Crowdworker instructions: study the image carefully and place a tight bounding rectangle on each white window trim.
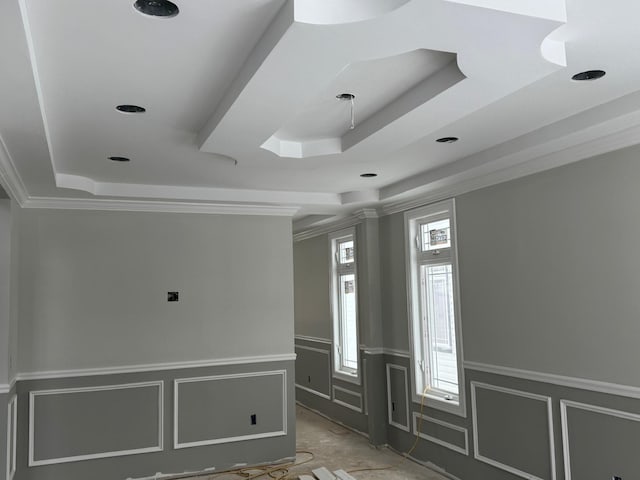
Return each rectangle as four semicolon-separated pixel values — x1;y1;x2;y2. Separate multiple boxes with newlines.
404;199;466;417
329;227;361;385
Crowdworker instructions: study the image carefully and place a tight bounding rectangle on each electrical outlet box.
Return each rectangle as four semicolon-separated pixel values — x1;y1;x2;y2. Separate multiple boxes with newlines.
308;375;311;383
168;292;179;302
250;414;257;425
612;476;622;480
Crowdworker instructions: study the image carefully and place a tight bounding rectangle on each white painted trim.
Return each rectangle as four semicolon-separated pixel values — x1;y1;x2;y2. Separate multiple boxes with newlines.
405;199;467;418
560;399;640;480
22;196;299;216
332;385;363;413
329;227;362;387
294;345;332;400
386;363;411;432
16;353;296;381
6;394;17;480
295;384;332;401
362;347;384;355
29;381;164;467
361;347;411;358
173;370;287;449
294;215;363;242
294;335;332;345
383;348;411;358
412;412;469;456
0;134;28;204
0;384;8;394
464;360;640;399
471;382;556;480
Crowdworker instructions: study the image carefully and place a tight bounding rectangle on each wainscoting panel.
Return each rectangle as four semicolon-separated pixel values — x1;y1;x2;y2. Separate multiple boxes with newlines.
174;370;287;449
561;399;640;480
7;394;16;480
332;385;363;413
295;345;331;399
471;382;556;480
29;381;163;466
386;364;410;432
412;412;468;455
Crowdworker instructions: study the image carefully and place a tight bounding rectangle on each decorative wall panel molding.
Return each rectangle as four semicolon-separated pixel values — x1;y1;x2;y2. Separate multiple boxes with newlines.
412;412;469;456
174;370;287;449
386;363;410;432
332;385;363;413
294;345;332;400
471;382;556;480
560;399;640;480
6;394;17;480
29;381;163;466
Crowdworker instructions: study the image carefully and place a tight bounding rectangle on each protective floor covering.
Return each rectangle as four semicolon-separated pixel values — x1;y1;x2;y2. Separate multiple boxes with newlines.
197;405;449;480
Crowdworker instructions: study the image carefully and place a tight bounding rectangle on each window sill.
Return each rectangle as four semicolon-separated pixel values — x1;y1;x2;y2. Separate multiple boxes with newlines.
333;370;361;386
413;392;466;417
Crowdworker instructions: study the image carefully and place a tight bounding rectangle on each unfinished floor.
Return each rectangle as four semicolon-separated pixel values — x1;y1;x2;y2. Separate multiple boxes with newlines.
197;405;449;480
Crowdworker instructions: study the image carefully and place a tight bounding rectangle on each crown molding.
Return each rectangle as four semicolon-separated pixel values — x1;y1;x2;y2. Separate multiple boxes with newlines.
293;214;362;242
0;135;28;205
22;196;299;217
354;208;379;219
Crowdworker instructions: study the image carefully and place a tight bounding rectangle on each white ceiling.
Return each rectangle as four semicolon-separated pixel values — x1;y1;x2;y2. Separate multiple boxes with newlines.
2;0;640;224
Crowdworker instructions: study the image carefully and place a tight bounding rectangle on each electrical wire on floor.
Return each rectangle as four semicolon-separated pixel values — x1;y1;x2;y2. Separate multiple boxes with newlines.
198;387;431;480
204;450;314;480
344;385;431;476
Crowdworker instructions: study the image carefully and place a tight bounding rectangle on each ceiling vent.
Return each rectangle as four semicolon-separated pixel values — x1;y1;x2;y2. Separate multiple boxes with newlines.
571;70;606;81
134;0;179;18
116;105;146;114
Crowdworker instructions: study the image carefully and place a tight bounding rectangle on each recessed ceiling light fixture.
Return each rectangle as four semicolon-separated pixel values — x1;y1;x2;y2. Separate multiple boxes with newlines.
337;93;356;130
436;136;459;143
109;156;131;162
116;104;146;114
360;173;377;178
134;0;179;18
571;70;606;81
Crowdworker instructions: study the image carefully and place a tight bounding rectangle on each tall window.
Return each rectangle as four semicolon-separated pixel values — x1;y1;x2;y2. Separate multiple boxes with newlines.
405;199;465;416
329;228;359;382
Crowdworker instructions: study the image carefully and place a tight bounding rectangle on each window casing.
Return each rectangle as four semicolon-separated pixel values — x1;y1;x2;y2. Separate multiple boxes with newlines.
329;228;360;384
405;199;466;416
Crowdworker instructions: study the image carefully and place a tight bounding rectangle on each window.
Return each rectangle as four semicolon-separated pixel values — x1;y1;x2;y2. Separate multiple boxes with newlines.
329;228;360;383
405;199;465;416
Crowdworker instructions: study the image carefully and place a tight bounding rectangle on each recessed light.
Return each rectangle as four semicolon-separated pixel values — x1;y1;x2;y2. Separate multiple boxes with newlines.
360;173;377;178
109;156;130;162
116;104;146;114
571;70;606;81
436;136;459;143
134;0;179;18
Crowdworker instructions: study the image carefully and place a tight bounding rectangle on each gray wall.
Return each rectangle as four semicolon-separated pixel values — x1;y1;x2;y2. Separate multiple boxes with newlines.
456;144;640;386
294;143;640;480
293;233;331;339
15;209;294;373
379;212;409;352
0;200;10;385
16;361;295;480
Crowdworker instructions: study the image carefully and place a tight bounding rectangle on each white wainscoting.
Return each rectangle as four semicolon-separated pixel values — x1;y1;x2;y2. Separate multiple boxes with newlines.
6;394;17;480
465;360;640;399
386;363;410;432
173;370;287;449
412;412;469;456
29;381;164;467
332;385;363;413
294;344;332;400
560;399;640;480
471;381;556;480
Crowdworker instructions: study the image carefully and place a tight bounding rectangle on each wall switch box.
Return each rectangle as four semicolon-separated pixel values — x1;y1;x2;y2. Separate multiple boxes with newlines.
168;292;179;302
